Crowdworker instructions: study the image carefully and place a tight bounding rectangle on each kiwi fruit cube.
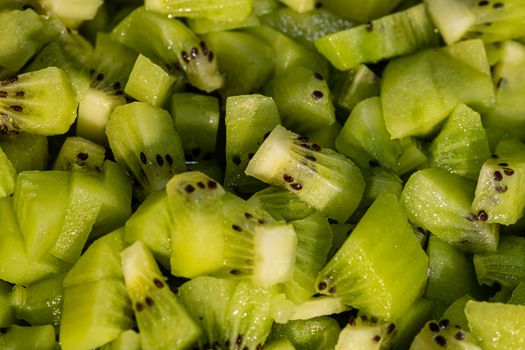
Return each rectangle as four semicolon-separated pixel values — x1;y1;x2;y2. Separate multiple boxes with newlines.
315;3;439;70
248;186;316;222
0;133;48;172
125;54;179;107
188;12;260;35
268;316;341;350
145;0;253;21
224;94;281;195
121;241;201;350
392;298;433;350
0;281;15;327
305;120;342;150
53;136;106;173
465;301;525;349
280;0;315;12
100;329;141;350
38;0;104;28
330;64;380;113
409;318;480;349
508;282;525;305
170;92;220;162
265;339;296;350
335;313;396;350
0;324;56;350
441;295;474;331
10;273;65;327
60;280;134;350
320;0;403;22
316;193;428;321
0;145;16;197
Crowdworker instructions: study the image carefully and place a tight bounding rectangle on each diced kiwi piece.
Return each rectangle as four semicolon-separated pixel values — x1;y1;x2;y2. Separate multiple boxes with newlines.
316;193;428;321
336;97;402;171
401;168;499;253
121;241;201;350
358;168;403;212
319;0;403;22
315;4;438;70
110;6;223;92
253;0;281;15
76;33;137;146
0;67;78;136
53;136;106;173
484;41;525;142
381;39;495;139
392;298;433;350
428;104;491;181
125;191;171;268
283;296;350;322
0;133;48;172
145;0;252;21
285;213;332;303
0;197;64;286
426;0;525;44
465;301;525;349
246;125;364;223
409;319;480;349
268;316;341;350
188;12;260;34
330;64;380;113
0;325;56;350
509;282;525;304
473;235;525;289
106;102;186;199
442;295;475;331
166;171;227;277
260;6;356;50
472;139;525;225
60;279;134;350
0;8;58;73
248;186;316;222
0;281;15;327
39;0;103;28
264;67;335;134
0;145;16;197
202;31;275;97
100;329;141;350
335;313;397;350
265;339;296;350
10;273;65;327
425;236;483;306
170;92;219;163
305;120;341;150
224;94;281;195
13;170;71;260
124;54;180;107
246;25;330;79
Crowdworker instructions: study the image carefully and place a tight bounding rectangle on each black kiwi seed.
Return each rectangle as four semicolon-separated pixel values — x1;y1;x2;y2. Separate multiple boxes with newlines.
208;51;214;62
372;335;381;342
493;171;503;181
434;335;447;347
478;0;489;5
232;154;242;165
387;324;396;335
328;286;337;293
185;184;195;193
428;322;440;332
496;77;507;88
495;185;508;193
283;174;294;183
199;41;209;55
498;162;508;166
230;269;241;275
2;76;18;85
153;278;164;288
207;181;218;189
140;152;147;164
465;212;478;221
256;344;263;350
77;152;89;161
15;90;24;97
366;21;374;32
290;183;303;190
155;154;164;166
236;335;243;346
313;72;324;80
135;302;144;312
311;90;324;100
232;224;242;232
477;210;488;221
145;296;154;307
455;331;466;340
113;82;122;90
503;168;514;176
0;91;7;97
96;73;104;81
305;155;316;162
361;315;368;322
318;281;328;290
258;219;266;224
243;346;249;350
438;319;449;329
297;136;309;143
10;105;23;112
491;153;499;159
493;2;504;8
181;51;191;63
369;159;380;167
244;212;253;219
0;327;7;334
191;47;199;59
311;144;321;151
197;182;205;189
165;154;173;165
299;143;311;150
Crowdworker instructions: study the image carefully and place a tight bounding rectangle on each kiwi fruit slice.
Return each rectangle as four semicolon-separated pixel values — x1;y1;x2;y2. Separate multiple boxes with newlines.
335;313;397;350
248;186;316;222
53;136;106;173
409;319;480;349
0;133;48;172
0;324;56;350
145;0;252;21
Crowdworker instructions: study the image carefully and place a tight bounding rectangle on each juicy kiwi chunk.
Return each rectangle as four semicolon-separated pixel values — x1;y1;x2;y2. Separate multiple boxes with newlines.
428;103;491;181
248;186;316;222
201;30;275;97
245;125;365;223
187;11;260;35
268;316;341;350
38;0;103;28
121;241;201;350
425;236;483;306
0;133;48;172
473;235;525;289
285;213;332;304
166;171;227;278
508;282;525;304
0;67;78;136
0;280;15;327
124;191;171;269
0;325;56;350
336;96;402;171
264;67;335;134
330;64;380;113
381;39;495;139
305;120;342;150
315;193;428;321
145;0;252;21
392;298;433;350
110;6;224;92
0;145;16;197
106;102;186;200
279;0;315;12
465;301;525;349
335;313;397;350
315;3;439;70
10;273;65;327
53;136;106;173
401;168;499;253
224;94;281;195
100;329;141;350
409;319;480;349
426;0;525;44
319;0;403;22
472;139;525;225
